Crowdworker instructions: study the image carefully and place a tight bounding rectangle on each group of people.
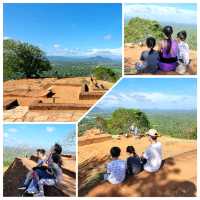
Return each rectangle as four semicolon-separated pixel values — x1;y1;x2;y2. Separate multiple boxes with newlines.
104;129;162;184
135;26;190;74
18;143;63;197
129;124;140;137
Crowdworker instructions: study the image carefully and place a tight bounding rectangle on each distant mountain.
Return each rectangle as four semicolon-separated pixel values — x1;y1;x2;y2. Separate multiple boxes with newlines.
48;56;121;64
91;106;120;114
87;56;113;62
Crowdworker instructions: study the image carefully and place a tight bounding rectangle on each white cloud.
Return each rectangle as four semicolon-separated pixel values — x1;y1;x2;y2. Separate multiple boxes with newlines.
103;34;112;40
99;91;195;110
46;126;56;133
53;44;60;48
48;47;121;59
125;4;196;24
4;36;11;40
8;128;18;133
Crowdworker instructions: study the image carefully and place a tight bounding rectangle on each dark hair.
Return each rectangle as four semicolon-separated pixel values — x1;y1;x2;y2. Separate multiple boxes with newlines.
126;146;137;156
39;149;46;155
177;31;187;41
163;26;173;54
146;37;156;55
52;153;62;167
36;149;40;153
150;135;158;141
54;143;62;155
110;147;121;158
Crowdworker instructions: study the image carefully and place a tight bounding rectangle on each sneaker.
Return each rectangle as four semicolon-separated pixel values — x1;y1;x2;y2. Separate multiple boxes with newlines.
34;192;44;197
18;186;26;190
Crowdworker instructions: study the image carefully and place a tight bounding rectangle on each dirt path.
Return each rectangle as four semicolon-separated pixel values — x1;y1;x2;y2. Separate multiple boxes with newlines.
78;130;196;196
124;44;197;75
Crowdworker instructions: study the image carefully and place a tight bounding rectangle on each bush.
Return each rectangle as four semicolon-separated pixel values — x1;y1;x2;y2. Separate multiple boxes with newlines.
92;67;118;82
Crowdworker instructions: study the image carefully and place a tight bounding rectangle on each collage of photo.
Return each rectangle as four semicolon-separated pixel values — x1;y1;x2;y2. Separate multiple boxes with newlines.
2;2;198;197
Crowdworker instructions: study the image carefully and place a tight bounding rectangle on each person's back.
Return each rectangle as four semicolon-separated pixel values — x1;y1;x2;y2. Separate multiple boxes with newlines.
140;50;159;73
178;41;189;64
106;147;126;184
143;141;162;172
139;37;159;74
159;39;178;71
177;31;190;65
107;159;126;184
159;26;178;71
127;155;142;175
126;146;142;176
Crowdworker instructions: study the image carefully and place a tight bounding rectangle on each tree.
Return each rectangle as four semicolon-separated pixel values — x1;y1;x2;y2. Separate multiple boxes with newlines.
107;108;150;135
62;131;76;154
4;39;51;80
125;17;164;43
96;116;107;133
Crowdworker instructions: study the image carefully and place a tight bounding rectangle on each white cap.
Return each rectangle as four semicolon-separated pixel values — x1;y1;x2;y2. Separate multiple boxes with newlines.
146;129;159;137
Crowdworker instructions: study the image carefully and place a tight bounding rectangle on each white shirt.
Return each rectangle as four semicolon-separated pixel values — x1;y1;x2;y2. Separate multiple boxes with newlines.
107;159;126;184
177;41;190;65
143;142;162;172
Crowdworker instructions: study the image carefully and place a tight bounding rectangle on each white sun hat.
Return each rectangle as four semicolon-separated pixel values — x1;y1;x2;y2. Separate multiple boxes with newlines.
146;129;160;137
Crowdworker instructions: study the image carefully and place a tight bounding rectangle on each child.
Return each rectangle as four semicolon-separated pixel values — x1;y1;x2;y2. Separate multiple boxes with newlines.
104;147;126;184
135;37;159;74
126;146;142;176
176;30;190;74
141;129;162;173
34;153;63;196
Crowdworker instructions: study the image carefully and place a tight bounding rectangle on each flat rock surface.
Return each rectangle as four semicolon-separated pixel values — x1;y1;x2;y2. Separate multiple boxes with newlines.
78;129;196;196
4;156;76;197
4;77;113;122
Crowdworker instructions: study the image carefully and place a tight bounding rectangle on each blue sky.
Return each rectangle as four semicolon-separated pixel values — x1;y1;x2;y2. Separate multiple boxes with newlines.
4;3;122;58
4;124;76;153
125;3;197;25
97;78;197;110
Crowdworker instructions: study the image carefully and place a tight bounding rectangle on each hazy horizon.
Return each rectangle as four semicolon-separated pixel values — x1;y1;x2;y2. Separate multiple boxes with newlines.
125;3;197;25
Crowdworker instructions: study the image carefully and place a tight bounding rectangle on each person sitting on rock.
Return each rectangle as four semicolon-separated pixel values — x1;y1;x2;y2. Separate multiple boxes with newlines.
104;146;126;184
18;148;46;191
126;146;142;176
135;37;159;74
176;30;190;74
19;143;62;194
34;153;63;197
141;129;162;173
158;26;178;72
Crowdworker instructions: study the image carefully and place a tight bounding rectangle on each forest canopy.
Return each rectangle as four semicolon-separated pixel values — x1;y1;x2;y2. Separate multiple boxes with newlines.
79;108;150;136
